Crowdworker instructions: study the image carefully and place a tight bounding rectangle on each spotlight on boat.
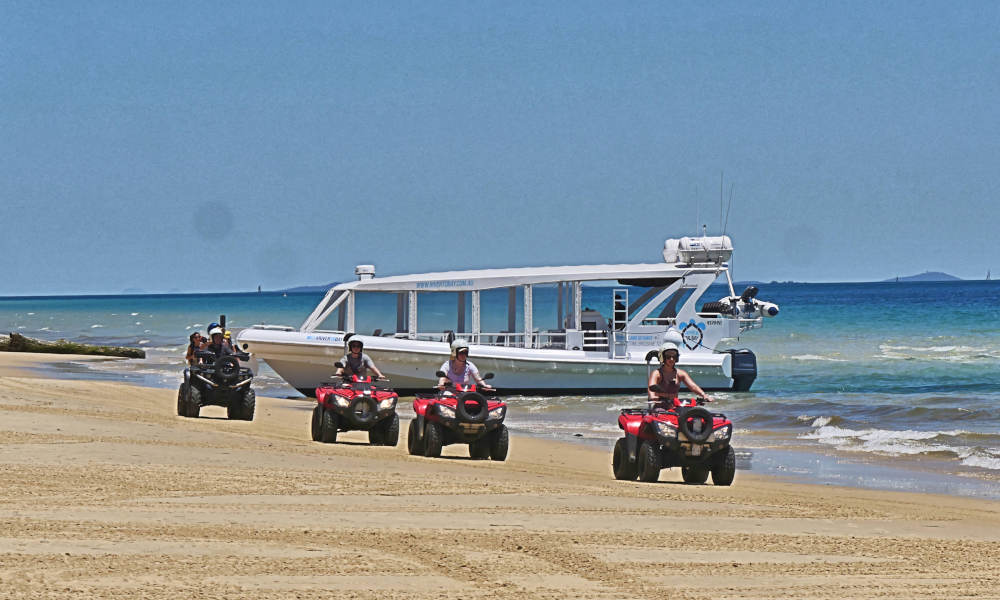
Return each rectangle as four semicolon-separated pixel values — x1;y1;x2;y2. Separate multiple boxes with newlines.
355;265;376;281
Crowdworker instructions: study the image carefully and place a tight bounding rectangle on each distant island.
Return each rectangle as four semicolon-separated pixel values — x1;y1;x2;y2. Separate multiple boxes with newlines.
881;272;963;283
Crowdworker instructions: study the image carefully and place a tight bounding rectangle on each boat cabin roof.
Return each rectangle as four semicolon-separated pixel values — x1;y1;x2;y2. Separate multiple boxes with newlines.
334;262;725;292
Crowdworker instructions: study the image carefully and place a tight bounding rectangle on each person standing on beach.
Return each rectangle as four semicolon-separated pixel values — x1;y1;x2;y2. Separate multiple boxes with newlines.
648;340;712;410
335;336;384;380
438;339;493;390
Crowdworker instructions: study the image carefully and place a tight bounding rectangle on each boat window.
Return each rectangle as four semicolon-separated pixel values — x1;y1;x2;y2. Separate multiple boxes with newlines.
527;283;570;349
315;291;399;335
415;291;472;339
478;287;523;342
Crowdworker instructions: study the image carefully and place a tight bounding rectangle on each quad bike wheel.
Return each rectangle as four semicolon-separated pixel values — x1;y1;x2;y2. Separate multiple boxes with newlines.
711;446;736;486
347;396;378;427
215;355;241;383
320;408;339;443
381;413;400;447
456;392;489;423
423;422;443;458
682;466;710;484
489;424;509;461
407;420;423;455
186;386;202;418
239;388;255;421
310;404;323;441
176;383;188;417
613;437;638;480
469;437;491;459
678;407;713;443
637;441;661;483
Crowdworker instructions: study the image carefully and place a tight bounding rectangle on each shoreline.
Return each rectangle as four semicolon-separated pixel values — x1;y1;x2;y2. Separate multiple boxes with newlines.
2;353;999;598
18;352;1000;501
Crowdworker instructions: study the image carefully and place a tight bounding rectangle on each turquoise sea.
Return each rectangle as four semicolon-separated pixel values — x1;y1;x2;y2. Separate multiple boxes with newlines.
3;280;999;498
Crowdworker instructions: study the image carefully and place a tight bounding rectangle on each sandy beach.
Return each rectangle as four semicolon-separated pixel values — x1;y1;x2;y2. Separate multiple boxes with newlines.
1;354;998;599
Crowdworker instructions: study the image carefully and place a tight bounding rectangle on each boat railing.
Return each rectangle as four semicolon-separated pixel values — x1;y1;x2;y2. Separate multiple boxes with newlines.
475;331;528;347
739;317;762;333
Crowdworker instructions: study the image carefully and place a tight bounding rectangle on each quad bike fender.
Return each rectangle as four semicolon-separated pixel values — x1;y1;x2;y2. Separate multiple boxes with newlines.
621;418;643;437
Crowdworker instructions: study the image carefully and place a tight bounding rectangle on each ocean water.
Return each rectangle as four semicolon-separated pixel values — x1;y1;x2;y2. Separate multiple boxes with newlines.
3;281;999;497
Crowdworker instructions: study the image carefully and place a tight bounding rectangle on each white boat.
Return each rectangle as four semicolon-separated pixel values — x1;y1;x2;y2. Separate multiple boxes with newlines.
237;236;779;396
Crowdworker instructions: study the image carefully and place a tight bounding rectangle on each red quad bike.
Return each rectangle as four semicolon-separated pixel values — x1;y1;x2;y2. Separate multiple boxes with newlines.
407;372;508;460
612;355;735;485
310;365;399;446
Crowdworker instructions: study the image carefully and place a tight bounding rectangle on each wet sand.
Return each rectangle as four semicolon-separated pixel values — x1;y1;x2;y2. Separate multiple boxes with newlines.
1;353;999;599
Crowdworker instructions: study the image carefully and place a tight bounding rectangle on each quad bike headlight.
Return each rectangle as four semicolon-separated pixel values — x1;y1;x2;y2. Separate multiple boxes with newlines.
437;404;456;419
378;398;396;411
654;421;677;437
488;406;505;420
334;396;350;408
708;425;731;442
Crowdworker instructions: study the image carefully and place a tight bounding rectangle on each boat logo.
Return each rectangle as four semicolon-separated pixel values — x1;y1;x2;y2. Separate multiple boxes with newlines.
680;320;706;350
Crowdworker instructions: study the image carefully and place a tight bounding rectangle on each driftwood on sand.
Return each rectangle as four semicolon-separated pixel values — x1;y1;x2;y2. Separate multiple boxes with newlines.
0;333;145;359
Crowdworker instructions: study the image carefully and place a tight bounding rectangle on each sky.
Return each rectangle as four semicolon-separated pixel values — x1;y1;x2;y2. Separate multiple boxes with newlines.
2;1;998;295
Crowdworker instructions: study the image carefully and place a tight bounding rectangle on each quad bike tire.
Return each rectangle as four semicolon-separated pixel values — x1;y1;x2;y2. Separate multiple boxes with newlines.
347;396;378;427
320;408;339;443
678;407;714;443
613;437;638;480
239;388;255;421
469;437;491;459
423;422;443;458
456;392;488;423
637;441;661;483
186;386;202;418
711;446;736;486
407;420;424;455
489;424;509;461
176;383;188;417
381;413;400;447
368;427;384;445
215;355;241;383
310;404;323;441
682;466;710;484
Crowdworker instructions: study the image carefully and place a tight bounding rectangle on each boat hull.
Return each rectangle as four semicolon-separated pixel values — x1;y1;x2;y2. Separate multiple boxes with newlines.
238;328;744;396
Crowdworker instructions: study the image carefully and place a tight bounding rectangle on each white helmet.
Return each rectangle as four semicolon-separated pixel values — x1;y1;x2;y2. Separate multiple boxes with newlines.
344;333;363;352
657;328;683;363
450;338;470;358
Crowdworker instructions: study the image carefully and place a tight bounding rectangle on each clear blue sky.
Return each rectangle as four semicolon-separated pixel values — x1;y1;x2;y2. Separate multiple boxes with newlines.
2;1;997;295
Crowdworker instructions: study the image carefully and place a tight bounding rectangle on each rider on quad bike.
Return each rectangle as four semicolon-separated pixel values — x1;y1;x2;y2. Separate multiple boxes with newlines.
311;335;399;445
407;339;508;460
611;333;736;485
177;326;256;420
